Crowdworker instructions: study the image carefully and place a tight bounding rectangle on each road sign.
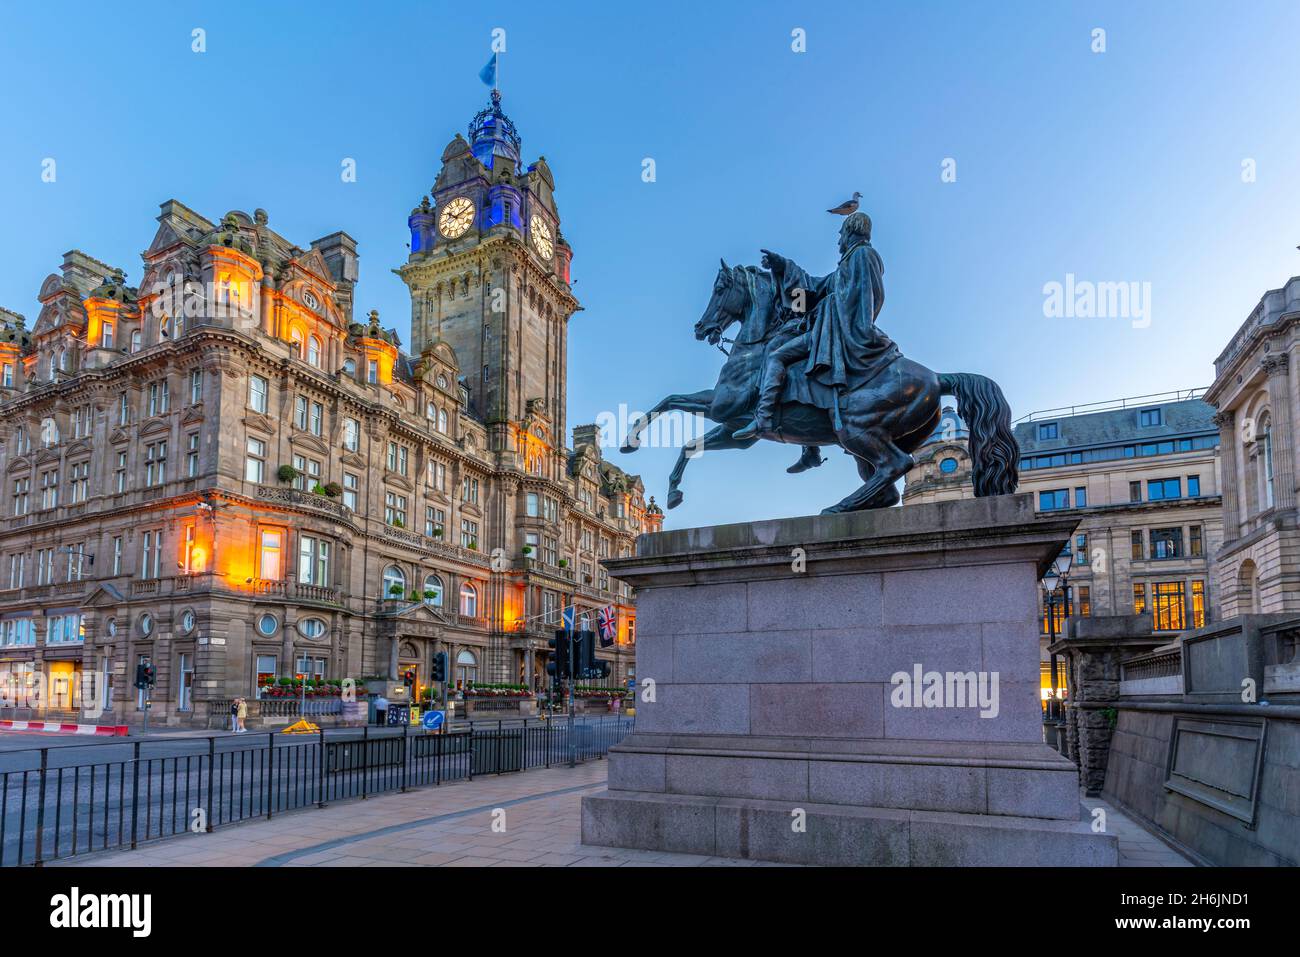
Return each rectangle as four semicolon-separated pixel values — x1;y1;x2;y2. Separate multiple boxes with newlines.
422;710;445;731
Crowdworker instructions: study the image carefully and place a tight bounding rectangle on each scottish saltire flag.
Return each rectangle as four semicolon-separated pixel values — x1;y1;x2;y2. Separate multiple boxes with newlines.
562;604;575;634
479;52;498;88
597;606;616;646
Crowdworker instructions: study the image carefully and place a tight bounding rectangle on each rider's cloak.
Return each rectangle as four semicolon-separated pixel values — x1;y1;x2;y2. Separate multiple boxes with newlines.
776;240;900;409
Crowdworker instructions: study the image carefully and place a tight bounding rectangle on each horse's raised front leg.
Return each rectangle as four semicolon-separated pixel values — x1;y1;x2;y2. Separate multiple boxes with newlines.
665;423;757;509
621;389;715;453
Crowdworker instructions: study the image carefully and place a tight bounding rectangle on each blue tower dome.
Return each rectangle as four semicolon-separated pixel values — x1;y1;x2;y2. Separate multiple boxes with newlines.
468;90;521;172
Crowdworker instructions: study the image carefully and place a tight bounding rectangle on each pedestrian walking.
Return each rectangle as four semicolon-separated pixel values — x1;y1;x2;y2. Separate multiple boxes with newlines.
235;696;248;733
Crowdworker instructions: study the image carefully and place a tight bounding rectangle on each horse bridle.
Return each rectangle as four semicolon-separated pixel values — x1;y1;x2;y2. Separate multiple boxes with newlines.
709;271;767;355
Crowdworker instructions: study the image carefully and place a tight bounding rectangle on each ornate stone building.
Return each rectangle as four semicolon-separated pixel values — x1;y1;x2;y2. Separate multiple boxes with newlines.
1206;274;1300;615
903;390;1223;702
0;94;661;725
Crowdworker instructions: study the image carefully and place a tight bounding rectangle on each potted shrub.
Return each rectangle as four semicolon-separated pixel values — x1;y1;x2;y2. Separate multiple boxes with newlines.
432;528;444;538
311;483;327;496
557;558;569;568
408;589;421;601
521;545;533;555
323;481;342;498
277;464;300;484
390;517;405;529
467;540;478;550
423;589;438;602
388;583;405;598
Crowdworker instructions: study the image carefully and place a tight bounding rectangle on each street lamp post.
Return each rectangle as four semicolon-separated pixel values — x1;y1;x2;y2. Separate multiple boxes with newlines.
1040;552;1074;727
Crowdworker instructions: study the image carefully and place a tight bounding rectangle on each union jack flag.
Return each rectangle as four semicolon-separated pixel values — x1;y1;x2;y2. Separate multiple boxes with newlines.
597;606;616;646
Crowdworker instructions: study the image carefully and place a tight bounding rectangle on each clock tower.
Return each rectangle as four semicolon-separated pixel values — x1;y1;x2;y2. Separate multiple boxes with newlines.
396;91;577;459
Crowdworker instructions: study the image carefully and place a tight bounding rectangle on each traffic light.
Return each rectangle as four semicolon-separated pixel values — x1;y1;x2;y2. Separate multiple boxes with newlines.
547;630;571;681
432;651;448;683
143;664;156;688
403;669;415;688
134;662;149;690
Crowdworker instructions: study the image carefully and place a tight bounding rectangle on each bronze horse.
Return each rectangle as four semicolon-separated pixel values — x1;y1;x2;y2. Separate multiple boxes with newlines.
620;261;1018;512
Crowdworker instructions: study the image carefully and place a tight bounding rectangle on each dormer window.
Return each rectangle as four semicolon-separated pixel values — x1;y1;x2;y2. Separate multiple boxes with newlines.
1139;407;1162;427
1037;422;1058;441
101;322;114;350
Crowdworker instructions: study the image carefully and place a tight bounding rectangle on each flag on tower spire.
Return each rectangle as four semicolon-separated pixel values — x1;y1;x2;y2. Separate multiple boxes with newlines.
479;52;499;90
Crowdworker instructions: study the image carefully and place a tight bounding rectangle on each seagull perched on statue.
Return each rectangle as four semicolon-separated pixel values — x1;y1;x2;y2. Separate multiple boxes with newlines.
827;191;862;215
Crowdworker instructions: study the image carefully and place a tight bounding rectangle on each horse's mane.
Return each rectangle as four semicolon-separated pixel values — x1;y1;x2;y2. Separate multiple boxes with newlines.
729;265;785;340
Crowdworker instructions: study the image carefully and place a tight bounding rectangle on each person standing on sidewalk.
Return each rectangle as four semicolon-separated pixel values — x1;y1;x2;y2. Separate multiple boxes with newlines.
229;698;239;733
235;696;248;733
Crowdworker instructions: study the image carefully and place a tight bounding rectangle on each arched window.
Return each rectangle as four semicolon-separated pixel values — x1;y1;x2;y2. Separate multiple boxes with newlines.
40;417;59;448
383;564;406;598
423;574;444;606
1263;424;1275;509
343;357;356;377
456;649;478;686
459;582;478;617
1239;560;1260;615
130;330;142;354
159;315;171;340
290;328;304;359
307;335;322;368
47;353;57;379
438;409;448;434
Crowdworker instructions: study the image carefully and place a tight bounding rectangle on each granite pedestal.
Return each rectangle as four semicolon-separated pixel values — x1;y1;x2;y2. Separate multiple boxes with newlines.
582;495;1118;866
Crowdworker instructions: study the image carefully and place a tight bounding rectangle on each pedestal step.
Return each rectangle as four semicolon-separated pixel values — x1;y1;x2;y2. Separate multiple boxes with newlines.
582;788;1118;867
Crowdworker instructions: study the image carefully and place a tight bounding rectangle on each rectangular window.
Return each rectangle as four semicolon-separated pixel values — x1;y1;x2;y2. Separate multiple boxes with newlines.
146;380;170;417
2;364;12;388
1074;487;1087;508
1147;478;1181;501
343;418;360;452
526;492;540;517
245;438;266;483
294;396;308;430
298;535;330;586
1037;489;1069;511
1038;422;1058;440
425;506;445;537
342;472;359;511
385;491;408;526
40;470;58;510
1191;580;1206;629
140;529;162;580
310;401;323;436
8;554;24;589
69;461;89;503
189;368;203;405
462;477;479;504
259;529;282;580
145;441;167;487
1187;474;1201;497
1133;582;1146;615
1075;533;1088;565
1077;585;1091;616
1131;530;1144;560
367;359;378;384
1190;525;1203;557
1151;581;1187;631
543;537;557;566
112;537;122;576
256;655;278;697
186;432;200;477
1129;481;1142;503
1150;527;1183;560
12;477;30;516
460;519;479;549
118;392;129;425
1139;407;1162;427
249;375;268;413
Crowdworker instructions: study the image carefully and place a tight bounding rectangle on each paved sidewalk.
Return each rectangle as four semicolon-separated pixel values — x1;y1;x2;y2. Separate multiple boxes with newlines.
1080;794;1195;867
56;762;1195;868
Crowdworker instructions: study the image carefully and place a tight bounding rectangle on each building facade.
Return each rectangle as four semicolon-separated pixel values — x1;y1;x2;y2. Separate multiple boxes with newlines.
903;390;1223;699
1205;274;1300;616
0;94;661;725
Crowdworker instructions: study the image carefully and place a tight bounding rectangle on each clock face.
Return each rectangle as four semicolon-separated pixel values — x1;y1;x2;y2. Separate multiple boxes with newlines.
439;197;475;239
530;216;554;259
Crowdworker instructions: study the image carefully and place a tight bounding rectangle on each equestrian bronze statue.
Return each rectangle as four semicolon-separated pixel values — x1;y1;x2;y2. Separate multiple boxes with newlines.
620;210;1019;513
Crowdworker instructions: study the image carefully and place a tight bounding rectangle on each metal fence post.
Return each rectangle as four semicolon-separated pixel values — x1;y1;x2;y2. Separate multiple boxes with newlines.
317;728;326;808
265;732;275;820
400;723;409;793
32;748;47;867
361;724;369;799
205;736;215;832
129;740;141;850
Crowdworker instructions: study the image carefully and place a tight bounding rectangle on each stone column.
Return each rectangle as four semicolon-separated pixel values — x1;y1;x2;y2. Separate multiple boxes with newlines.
1264;354;1296;511
1213;409;1241;540
1052;614;1161;796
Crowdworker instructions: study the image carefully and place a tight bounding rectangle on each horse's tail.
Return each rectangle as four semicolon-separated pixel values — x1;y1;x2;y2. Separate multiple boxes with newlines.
938;372;1019;497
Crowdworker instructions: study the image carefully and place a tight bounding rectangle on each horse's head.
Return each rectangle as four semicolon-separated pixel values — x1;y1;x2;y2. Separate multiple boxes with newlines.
694;259;751;345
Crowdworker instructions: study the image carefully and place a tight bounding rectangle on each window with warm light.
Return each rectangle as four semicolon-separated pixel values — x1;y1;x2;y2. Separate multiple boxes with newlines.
259;529;283;580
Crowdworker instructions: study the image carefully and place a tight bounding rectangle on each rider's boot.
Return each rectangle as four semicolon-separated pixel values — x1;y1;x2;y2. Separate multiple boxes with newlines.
733;365;784;440
786;446;825;474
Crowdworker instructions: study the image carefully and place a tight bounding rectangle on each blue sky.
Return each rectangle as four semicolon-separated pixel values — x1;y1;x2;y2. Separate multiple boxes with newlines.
2;1;1298;528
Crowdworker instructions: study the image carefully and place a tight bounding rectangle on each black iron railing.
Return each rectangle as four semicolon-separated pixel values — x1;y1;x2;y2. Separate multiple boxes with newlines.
0;715;633;867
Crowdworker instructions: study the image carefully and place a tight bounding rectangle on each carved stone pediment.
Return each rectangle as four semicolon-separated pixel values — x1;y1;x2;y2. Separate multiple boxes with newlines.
341;451;366;469
138;416;171;438
244;412;276;434
180;405;205;426
289;432;330;456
